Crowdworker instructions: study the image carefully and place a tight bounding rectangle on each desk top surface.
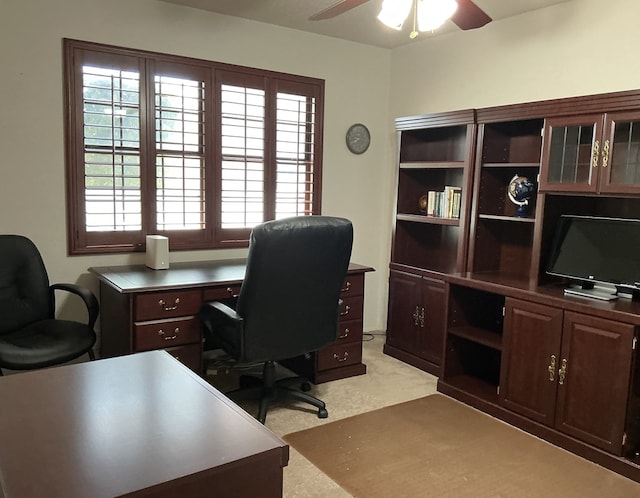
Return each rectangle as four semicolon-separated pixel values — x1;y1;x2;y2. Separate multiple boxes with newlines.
0;351;288;498
90;259;373;293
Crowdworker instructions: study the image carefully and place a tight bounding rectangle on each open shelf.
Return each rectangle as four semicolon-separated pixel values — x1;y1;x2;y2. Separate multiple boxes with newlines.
396;213;460;225
477;214;535;223
448;325;502;351
399;125;469;163
392;220;462;273
400;161;465;169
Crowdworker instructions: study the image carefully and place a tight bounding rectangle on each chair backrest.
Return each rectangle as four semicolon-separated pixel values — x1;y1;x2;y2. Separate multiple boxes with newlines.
0;235;51;334
236;216;353;362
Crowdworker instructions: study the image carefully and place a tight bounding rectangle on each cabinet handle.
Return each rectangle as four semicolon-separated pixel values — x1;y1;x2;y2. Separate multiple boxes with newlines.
339;327;350;339
158;327;180;341
413;306;420;326
592;139;600;168
158;297;180;311
547;354;556;381
419;307;425;328
340;305;351;317
341;281;351;293
558;358;568;385
333;352;349;363
602;139;610;168
226;287;239;298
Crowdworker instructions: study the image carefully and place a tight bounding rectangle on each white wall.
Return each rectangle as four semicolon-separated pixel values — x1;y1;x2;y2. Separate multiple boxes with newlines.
390;0;640;115
0;0;393;331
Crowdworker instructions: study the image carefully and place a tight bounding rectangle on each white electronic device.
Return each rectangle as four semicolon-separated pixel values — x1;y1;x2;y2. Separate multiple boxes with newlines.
145;235;169;270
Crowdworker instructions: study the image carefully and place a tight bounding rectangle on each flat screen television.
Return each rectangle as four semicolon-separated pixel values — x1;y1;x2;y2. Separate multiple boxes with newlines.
546;215;640;301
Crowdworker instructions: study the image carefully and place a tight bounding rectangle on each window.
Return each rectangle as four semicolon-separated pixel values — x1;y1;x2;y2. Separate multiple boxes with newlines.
64;39;324;254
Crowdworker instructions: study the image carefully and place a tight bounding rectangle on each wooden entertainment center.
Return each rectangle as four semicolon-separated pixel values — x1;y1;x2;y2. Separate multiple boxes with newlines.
384;89;640;481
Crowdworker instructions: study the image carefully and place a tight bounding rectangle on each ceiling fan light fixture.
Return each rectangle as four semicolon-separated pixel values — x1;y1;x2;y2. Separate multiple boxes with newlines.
417;0;458;31
377;0;414;30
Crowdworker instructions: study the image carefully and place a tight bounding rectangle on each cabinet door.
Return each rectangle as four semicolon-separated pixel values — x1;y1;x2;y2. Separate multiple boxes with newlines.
386;270;422;352
500;298;563;425
599;111;640;194
420;277;446;365
539;115;603;192
555;311;635;454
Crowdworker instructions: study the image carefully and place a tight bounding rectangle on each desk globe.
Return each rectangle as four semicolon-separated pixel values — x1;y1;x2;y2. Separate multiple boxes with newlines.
507;175;535;217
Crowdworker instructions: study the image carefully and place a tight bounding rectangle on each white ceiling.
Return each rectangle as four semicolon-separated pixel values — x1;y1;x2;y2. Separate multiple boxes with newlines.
160;0;569;49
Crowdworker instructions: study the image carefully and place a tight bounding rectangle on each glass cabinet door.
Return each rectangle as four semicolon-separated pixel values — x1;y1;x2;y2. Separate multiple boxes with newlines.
539;115;603;192
600;111;640;194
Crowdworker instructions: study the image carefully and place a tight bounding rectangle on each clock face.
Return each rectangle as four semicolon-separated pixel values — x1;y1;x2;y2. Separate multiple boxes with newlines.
346;123;370;154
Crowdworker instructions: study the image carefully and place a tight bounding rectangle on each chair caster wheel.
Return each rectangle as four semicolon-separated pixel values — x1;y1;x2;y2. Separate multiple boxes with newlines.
301;382;311;392
318;408;328;419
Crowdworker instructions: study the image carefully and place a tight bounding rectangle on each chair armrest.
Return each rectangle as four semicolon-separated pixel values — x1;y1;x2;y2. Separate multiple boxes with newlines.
199;301;244;356
50;283;100;329
199;301;243;328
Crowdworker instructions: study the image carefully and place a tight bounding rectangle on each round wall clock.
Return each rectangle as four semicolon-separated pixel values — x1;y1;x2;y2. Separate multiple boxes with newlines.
346;123;371;154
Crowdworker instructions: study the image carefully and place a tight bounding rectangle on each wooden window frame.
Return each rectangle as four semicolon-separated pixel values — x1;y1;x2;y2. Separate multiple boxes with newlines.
63;39;324;255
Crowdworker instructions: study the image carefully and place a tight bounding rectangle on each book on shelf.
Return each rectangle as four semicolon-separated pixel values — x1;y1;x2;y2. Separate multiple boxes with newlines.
424;186;461;219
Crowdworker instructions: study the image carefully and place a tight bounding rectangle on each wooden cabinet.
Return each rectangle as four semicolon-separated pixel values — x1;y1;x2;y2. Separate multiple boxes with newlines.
385;111;475;373
384;270;446;375
390;90;640;482
540;111;640;194
500;298;635;454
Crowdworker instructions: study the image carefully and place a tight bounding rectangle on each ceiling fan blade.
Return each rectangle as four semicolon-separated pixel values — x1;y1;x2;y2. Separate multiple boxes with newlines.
451;0;492;30
309;0;372;21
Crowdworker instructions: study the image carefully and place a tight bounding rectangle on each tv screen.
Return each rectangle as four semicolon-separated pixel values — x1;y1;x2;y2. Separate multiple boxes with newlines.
546;215;640;299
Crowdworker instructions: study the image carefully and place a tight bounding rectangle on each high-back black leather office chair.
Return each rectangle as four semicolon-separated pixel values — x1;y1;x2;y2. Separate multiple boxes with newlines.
199;216;353;423
0;235;98;374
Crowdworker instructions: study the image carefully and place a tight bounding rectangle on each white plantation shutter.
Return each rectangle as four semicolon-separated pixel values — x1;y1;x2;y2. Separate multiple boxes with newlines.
220;84;266;229
275;91;317;218
154;74;206;230
82;65;142;232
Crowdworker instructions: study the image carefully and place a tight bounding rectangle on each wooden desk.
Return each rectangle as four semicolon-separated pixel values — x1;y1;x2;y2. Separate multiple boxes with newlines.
90;260;373;383
0;351;288;498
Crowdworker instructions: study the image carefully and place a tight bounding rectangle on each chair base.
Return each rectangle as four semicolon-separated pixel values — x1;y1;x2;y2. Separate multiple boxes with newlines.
226;360;328;424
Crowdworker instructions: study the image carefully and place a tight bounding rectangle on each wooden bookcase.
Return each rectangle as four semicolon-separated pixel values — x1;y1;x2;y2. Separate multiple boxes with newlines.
385;110;476;375
386;90;640;482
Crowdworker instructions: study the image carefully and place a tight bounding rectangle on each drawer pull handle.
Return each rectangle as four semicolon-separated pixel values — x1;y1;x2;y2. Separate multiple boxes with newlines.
333;352;349;363
340;305;351;317
158;327;180;341
339;328;350;339
226;287;240;298
341;281;351;293
158;298;180;311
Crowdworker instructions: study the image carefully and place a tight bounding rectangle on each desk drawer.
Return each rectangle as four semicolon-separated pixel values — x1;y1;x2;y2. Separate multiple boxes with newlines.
202;284;242;302
134;317;200;351
337;319;363;345
339;295;363;322
341;274;364;297
316;341;362;371
134;289;201;321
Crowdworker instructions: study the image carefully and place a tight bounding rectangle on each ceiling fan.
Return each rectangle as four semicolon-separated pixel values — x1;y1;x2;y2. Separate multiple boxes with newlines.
309;0;492;32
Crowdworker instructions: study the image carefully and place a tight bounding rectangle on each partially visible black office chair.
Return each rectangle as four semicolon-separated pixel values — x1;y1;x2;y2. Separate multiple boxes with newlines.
199;216;353;423
0;235;98;374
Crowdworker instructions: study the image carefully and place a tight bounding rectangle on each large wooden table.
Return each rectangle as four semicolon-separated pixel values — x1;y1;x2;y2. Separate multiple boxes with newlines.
0;351;288;498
